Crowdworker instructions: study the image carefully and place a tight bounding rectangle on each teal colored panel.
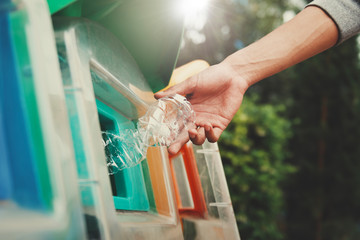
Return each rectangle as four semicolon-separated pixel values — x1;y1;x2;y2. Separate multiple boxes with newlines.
47;0;78;14
96;100;149;211
58;51;89;180
141;160;157;211
65;92;89;179
80;185;95;207
90;67;138;120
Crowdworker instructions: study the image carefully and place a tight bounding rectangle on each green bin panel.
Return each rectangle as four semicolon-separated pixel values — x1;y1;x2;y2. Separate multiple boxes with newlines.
47;0;78;14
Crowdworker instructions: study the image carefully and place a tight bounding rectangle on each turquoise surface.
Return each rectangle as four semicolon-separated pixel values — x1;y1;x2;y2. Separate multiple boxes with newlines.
96;100;150;211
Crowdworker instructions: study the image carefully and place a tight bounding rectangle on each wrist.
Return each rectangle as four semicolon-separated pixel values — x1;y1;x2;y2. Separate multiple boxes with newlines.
217;59;250;95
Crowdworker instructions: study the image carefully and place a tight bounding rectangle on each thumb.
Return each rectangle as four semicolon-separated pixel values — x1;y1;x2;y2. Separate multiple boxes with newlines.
154;77;196;99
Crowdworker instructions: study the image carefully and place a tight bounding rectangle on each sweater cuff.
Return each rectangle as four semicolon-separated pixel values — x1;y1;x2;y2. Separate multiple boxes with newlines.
306;0;360;45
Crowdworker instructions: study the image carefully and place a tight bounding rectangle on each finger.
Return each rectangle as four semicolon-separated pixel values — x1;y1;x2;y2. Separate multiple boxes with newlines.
204;123;222;143
188;128;198;139
190;127;206;145
167;142;184;155
154;77;196;99
167;128;190;155
193;116;224;131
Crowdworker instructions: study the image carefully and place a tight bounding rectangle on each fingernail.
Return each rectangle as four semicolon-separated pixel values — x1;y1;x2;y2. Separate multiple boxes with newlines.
155;91;163;95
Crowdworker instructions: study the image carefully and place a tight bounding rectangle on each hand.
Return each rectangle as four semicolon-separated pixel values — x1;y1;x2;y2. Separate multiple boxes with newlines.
155;62;249;154
155;6;339;155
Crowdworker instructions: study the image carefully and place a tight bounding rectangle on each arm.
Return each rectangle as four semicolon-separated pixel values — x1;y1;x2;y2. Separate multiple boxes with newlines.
223;6;338;87
155;6;338;154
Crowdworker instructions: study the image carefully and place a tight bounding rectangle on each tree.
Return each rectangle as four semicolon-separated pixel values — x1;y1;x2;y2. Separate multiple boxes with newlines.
282;37;360;240
219;95;296;240
177;0;360;239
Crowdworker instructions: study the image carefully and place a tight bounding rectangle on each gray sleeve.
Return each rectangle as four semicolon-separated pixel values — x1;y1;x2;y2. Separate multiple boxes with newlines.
307;0;360;44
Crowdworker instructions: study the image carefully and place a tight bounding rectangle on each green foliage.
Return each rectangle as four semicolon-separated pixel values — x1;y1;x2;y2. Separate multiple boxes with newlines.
177;0;291;66
282;37;360;240
177;0;360;239
218;95;296;240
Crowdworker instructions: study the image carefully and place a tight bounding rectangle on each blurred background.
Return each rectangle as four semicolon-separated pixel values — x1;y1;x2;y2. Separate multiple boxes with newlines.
176;0;360;239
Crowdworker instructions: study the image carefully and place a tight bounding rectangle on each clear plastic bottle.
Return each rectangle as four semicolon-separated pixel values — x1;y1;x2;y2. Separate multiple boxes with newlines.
102;94;195;174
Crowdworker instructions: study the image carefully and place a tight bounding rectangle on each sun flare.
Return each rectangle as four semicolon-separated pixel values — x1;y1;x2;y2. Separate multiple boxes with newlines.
177;0;210;28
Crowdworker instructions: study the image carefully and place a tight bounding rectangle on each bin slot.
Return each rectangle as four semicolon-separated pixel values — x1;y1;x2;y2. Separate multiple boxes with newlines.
172;155;194;208
96;100;150;211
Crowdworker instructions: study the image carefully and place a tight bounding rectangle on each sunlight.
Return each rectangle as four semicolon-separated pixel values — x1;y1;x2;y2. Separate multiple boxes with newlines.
179;0;209;16
177;0;210;29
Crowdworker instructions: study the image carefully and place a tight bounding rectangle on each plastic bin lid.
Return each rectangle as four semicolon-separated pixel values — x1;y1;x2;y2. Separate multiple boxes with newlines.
49;0;184;92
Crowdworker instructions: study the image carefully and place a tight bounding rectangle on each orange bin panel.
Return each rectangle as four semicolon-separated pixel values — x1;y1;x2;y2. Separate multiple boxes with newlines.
169;142;207;218
146;146;171;216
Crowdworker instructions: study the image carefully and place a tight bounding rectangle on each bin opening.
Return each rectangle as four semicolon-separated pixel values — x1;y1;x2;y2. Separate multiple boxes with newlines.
98;112;127;198
98;114;115;133
96;101;150;211
171;154;194;208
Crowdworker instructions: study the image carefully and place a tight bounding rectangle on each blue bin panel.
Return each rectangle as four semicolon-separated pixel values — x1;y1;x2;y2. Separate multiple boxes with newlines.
0;106;12;200
0;6;44;209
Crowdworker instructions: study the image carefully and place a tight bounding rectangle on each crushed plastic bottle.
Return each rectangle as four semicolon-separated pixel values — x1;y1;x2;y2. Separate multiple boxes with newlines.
102;94;195;175
102;130;147;174
137;94;196;146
